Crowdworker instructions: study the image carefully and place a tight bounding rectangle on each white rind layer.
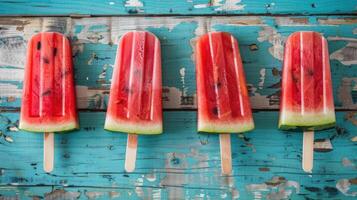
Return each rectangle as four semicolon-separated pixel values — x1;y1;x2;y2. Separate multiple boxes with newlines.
104;116;162;135
198;120;254;133
279;110;336;129
19;120;78;133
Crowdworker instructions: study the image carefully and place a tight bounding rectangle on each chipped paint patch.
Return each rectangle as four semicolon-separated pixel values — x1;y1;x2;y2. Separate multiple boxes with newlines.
0;68;24;81
135;177;144;198
339;79;357;109
108;191;120;199
75;86;108;109
258;26;285;61
218;170;240;199
125;0;143;7
318;18;357;25
145;172;157;182
342;157;355;167
214;0;245;11
351;136;357;142
72;40;85;55
87;53;98;65
44;189;80;200
194;0;245;11
85;191;103;199
336;179;357;197
274;17;309;26
194;4;208;9
152;188;161;200
249;44;259;51
162;87;182;108
210;16;263;27
231;188;239;199
258;68;266;89
246;176;300;199
74;18;111;44
0;36;26;68
329;33;357;66
160;152;187;199
330;42;357;66
344;111;357;126
338;78;357;109
0;83;22;98
159;148;210;198
41;18;71;34
188;147;209;169
162;86;196;109
110;17;198;43
248;84;273;108
4;135;13;143
314;139;333;152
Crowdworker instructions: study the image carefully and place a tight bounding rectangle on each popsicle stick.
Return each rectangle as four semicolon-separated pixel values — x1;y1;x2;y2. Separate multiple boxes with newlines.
125;134;138;172
220;133;232;175
302;131;314;173
43;132;54;173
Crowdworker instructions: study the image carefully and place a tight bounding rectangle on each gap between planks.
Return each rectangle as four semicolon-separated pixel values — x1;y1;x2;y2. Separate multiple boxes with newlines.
0;13;356;18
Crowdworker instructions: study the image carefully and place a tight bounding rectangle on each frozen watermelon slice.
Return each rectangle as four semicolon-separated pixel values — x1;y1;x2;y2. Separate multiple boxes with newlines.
279;31;336;130
19;32;79;132
196;32;254;133
104;31;162;134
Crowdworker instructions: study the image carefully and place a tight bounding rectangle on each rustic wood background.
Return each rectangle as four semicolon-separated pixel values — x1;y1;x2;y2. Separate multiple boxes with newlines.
0;0;356;199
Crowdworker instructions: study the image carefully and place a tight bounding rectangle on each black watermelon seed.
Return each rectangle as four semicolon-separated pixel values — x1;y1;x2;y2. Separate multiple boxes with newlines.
124;87;130;94
53;48;57;56
42;90;51;96
37;42;41;50
43;57;50;64
212;107;218;116
216;82;222;88
307;68;314;76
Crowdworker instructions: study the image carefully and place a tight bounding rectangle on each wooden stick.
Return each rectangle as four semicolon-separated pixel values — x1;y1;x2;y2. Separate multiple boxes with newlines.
220;133;232;175
302;131;314;173
125;134;138;172
44;132;54;173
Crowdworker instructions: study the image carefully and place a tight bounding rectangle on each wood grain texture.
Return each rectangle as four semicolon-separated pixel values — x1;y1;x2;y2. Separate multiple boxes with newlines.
0;0;356;16
0;16;356;110
0;111;356;199
0;1;356;198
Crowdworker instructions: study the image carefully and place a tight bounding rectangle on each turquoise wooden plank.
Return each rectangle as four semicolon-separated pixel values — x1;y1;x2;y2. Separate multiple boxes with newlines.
0;111;357;199
0;0;356;16
0;16;356;110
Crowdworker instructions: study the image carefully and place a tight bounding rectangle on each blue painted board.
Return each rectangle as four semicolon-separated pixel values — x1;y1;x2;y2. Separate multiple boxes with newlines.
0;111;357;199
0;0;356;199
0;16;356;110
0;0;356;16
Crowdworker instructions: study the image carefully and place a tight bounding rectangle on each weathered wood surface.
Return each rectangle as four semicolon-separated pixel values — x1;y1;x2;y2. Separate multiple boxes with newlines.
0;111;357;199
1;1;357;199
0;0;356;16
0;16;356;110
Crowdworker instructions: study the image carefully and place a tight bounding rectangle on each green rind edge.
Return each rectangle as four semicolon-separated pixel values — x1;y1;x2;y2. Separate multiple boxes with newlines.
278;122;336;131
104;124;162;135
19;122;79;133
198;123;255;134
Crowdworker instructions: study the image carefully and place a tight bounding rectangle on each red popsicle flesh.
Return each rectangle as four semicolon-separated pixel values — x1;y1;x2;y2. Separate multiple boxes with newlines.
279;31;335;130
196;32;254;133
20;32;78;132
104;31;162;134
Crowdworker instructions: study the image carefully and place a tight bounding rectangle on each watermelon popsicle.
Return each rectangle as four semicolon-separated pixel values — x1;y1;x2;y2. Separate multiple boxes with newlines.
195;32;254;174
279;31;336;172
104;31;162;172
19;32;79;172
